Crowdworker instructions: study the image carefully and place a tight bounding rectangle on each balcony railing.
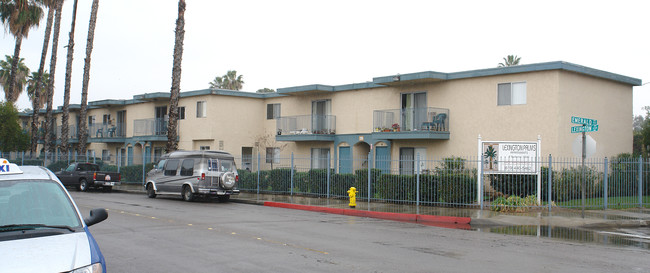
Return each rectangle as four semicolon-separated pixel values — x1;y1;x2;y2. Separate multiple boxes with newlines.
89;123;125;138
277;115;336;135
133;118;169;136
373;107;449;132
55;125;78;139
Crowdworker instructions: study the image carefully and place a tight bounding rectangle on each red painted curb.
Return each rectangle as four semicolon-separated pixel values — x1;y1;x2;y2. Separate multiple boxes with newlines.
263;201;471;227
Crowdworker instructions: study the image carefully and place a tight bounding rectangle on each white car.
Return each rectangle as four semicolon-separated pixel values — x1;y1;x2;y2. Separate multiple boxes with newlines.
0;159;108;273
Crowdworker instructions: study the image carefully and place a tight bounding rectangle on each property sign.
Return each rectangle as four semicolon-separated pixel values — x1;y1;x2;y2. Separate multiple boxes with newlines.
482;142;539;174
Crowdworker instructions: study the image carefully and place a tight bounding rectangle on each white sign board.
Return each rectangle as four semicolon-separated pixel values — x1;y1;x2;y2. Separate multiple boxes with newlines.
482;142;539;174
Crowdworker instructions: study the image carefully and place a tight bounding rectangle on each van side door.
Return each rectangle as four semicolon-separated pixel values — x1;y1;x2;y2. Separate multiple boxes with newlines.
157;159;180;193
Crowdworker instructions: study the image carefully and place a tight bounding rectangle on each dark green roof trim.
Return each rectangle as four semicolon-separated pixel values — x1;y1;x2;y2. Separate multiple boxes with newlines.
373;61;641;86
277;82;383;94
89;99;126;107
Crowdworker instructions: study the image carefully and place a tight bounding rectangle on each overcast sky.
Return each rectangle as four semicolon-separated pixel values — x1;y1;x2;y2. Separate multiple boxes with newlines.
2;0;648;116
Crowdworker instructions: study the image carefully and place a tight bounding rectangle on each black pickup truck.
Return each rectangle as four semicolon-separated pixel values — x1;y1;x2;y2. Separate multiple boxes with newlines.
55;162;121;192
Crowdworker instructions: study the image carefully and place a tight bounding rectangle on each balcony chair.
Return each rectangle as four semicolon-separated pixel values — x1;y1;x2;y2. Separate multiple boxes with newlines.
107;127;116;137
95;128;103;138
432;113;447;131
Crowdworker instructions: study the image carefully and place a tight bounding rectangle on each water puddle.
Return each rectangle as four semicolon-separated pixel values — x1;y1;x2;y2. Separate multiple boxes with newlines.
478;225;650;249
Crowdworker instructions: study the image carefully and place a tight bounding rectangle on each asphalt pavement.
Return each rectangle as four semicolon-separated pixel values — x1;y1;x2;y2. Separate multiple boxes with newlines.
113;183;650;230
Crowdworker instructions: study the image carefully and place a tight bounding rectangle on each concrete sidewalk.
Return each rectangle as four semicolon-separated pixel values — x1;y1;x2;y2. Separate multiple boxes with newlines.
114;183;650;229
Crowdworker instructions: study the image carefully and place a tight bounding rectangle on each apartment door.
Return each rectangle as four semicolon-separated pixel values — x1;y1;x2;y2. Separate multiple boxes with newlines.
241;147;253;171
311;100;331;133
116;110;126;137
155;106;167;135
401;92;426;131
399;148;414;175
375;146;390;174
338;146;351;174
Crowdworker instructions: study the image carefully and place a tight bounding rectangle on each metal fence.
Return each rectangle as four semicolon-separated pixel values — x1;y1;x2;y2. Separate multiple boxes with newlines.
234;153;649;212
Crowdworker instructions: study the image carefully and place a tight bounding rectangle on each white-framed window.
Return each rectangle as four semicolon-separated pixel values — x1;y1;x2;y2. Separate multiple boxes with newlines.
497;82;526;106
267;103;281;119
102;149;110;161
196;101;207;118
311;148;330;169
178;106;185;120
266;147;280;164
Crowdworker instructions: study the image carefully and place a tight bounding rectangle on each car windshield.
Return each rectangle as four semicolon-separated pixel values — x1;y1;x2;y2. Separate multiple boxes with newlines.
0;180;81;230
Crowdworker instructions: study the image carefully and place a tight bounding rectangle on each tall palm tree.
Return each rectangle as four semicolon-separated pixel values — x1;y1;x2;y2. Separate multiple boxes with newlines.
30;0;57;156
76;0;99;155
26;71;48;109
166;0;186;152
61;0;78;154
209;70;244;90
498;55;521;67
0;0;42;104
0;55;29;103
44;0;64;155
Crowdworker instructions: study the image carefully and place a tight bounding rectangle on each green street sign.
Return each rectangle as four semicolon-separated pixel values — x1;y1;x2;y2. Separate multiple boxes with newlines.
571;116;597;126
571;125;599;133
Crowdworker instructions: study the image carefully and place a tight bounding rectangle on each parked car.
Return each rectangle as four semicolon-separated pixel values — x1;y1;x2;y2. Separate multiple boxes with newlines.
0;159;108;272
145;150;240;202
55;162;121;192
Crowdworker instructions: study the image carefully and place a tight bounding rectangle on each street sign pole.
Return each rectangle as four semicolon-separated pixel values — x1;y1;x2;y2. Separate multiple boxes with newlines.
581;128;586;218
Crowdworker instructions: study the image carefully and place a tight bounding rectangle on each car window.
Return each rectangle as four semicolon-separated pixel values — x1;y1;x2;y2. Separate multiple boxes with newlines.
155;159;167;170
220;160;236;172
65;164;76;172
180;159;194;176
208;159;218;171
164;160;179;176
0;180;82;229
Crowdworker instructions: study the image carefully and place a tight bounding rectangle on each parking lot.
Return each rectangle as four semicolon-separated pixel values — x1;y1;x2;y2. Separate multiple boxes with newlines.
71;191;649;272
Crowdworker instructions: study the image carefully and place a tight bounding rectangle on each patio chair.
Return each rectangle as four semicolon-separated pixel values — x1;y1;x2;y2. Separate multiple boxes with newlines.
95;128;103;138
432;113;447;131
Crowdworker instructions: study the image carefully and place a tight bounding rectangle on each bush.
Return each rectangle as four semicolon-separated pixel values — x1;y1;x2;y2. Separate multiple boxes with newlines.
355;168;382;199
552;166;602;202
608;154;650;196
491;195;539;212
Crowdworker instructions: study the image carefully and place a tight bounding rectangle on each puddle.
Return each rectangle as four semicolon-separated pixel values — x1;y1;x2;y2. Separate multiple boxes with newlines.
478;225;650;249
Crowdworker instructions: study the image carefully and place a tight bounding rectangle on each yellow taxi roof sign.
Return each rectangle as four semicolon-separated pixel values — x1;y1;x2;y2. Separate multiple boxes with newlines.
0;158;23;174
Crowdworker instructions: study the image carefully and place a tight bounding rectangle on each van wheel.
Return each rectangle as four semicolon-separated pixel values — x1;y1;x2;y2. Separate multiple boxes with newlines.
182;186;194;202
218;195;230;203
78;178;89;192
146;184;156;198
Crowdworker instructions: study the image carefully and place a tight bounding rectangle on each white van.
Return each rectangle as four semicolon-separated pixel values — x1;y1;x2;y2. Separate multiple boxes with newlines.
144;150;240;202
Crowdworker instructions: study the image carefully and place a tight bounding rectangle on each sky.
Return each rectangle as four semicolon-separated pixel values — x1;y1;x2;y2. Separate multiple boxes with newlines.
1;0;649;116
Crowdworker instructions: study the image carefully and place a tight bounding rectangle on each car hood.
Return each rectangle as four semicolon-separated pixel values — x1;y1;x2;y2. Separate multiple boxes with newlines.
0;232;92;272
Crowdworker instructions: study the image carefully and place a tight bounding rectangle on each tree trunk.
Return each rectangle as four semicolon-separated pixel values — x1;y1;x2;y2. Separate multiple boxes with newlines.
30;7;54;156
77;0;100;155
61;0;79;154
45;0;64;157
7;36;23;103
166;0;186;153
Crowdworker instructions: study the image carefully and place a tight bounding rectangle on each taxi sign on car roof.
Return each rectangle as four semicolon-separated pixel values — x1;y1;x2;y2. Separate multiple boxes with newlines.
0;158;23;174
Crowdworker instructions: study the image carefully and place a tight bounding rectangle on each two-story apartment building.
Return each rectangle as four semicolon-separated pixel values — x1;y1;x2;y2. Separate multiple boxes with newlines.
22;61;641;173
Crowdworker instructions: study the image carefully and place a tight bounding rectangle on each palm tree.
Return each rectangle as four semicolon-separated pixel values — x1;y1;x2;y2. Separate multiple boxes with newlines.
498;55;521;67
76;0;99;155
484;145;498;170
0;55;30;103
61;0;79;154
209;70;244;90
44;0;64;156
26;71;48;109
30;0;57;156
166;0;186;152
0;0;43;104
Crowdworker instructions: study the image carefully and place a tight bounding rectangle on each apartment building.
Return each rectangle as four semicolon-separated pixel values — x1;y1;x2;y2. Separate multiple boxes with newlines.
22;61;641;172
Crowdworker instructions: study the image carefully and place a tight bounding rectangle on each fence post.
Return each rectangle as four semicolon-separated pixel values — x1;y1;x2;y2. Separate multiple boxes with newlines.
367;151;371;206
327;153;330;199
639;156;643;208
603;157;609;209
548;155;552;212
257;153;261;196
416;153;420;214
290;153;294;196
44;151;48;167
480;154;484;210
21;151;24;165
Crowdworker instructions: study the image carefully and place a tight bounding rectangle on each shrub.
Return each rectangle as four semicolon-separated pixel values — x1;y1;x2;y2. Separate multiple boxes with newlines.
552;166;602;202
490;195;539;212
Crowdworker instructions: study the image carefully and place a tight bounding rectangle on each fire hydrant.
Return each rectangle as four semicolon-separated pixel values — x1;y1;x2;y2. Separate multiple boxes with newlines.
347;187;357;208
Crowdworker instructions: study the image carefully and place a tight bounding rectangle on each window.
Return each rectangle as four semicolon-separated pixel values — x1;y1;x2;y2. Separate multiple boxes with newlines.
200;146;210;151
164;159;179;176
196;101;207;117
103;114;111;125
88;116;95;126
311;148;330;169
497;82;526;105
180;159;194;176
266;147;280;164
178;106;185;120
102;149;110;161
267;103;281;119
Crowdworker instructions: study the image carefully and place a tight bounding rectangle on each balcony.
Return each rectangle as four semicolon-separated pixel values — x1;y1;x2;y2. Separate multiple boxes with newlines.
88;123;126;142
373;107;450;140
276;115;336;142
133;118;174;141
55;125;78;141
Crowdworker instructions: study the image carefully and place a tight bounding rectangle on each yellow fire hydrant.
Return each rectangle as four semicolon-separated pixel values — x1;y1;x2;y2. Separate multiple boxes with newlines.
347;187;357;208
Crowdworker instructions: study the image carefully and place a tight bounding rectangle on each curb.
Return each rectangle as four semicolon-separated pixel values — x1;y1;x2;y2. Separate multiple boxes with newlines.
264;201;471;229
